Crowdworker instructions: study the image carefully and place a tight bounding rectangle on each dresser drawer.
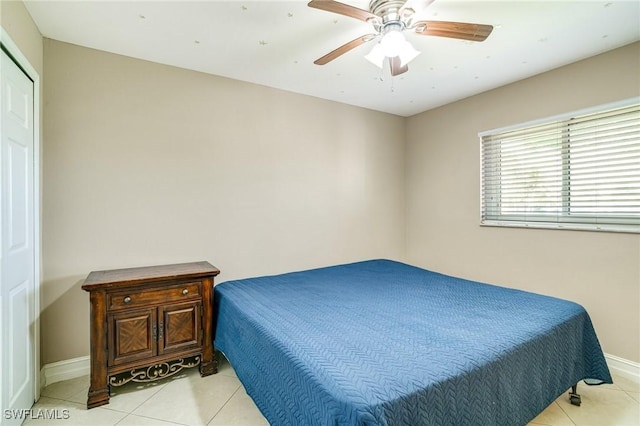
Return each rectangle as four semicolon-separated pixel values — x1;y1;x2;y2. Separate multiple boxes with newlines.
108;281;201;310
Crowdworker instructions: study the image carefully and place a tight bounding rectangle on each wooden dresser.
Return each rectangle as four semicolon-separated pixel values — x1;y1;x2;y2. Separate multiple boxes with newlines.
81;261;220;409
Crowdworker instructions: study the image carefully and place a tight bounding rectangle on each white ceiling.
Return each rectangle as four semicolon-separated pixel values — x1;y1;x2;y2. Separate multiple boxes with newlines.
24;0;640;117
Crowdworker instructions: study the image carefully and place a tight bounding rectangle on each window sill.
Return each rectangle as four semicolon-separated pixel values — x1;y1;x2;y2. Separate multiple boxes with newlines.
480;220;640;234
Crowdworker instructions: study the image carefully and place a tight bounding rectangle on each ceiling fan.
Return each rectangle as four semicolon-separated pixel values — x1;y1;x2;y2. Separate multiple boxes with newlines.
308;0;493;76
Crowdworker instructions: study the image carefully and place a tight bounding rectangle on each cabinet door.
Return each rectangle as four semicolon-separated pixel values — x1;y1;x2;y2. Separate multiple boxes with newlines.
159;301;201;355
107;307;157;366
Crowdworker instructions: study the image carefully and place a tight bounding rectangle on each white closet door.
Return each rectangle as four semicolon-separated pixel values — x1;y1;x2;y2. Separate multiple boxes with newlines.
1;48;35;425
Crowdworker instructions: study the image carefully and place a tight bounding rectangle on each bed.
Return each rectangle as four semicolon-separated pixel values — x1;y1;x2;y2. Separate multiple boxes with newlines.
213;259;612;426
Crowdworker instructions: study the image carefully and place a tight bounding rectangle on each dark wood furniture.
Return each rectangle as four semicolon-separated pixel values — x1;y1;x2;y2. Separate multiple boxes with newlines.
82;261;220;409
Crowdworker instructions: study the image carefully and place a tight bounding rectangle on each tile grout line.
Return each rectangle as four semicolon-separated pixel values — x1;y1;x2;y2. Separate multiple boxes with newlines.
115;412;192;426
205;384;243;426
555;398;578;426
622;389;640;405
101;382;169;415
104;373;198;422
37;394;77;404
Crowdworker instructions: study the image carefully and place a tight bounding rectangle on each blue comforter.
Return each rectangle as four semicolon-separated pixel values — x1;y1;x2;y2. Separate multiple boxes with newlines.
214;259;611;426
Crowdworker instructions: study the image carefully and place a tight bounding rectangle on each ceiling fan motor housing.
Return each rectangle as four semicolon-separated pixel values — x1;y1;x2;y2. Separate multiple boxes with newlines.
369;0;417;36
369;0;411;23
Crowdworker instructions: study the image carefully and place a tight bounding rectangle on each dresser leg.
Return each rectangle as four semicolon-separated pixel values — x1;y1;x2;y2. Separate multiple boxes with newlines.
200;276;217;376
87;386;110;409
200;352;218;376
87;290;110;409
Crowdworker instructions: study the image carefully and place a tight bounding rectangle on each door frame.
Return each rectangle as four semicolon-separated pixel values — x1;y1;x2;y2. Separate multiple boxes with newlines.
0;27;42;402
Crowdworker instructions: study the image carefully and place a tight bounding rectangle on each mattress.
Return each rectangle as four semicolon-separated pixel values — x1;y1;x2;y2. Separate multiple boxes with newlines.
214;259;612;425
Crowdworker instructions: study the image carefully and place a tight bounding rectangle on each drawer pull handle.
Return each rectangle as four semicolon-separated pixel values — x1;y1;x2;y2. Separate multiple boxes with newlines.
123;296;131;304
182;289;189;295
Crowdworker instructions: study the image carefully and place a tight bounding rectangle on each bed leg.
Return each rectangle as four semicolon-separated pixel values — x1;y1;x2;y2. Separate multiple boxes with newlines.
569;384;582;406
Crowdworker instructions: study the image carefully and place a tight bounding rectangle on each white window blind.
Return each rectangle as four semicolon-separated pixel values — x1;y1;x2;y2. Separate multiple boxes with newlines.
480;100;640;233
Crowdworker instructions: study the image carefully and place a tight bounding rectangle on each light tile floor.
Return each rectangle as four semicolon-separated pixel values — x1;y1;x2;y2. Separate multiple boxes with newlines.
26;354;639;426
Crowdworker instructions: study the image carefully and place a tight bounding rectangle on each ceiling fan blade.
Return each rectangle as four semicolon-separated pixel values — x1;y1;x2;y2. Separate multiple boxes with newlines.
314;34;377;65
390;56;408;76
308;0;378;23
413;21;493;42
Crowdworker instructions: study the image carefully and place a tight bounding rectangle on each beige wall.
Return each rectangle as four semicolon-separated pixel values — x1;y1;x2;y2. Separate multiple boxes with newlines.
406;42;640;363
10;0;640;367
42;39;406;365
1;0;43;75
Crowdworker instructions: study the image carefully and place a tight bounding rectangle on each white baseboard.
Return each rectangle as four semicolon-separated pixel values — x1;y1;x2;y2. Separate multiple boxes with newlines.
40;352;639;390
41;356;90;388
605;353;640;384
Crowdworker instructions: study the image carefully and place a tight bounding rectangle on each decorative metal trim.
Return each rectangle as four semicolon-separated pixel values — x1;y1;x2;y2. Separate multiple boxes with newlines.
109;355;201;387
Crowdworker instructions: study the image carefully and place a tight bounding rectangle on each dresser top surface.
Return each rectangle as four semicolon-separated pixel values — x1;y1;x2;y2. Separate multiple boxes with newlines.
82;261;220;291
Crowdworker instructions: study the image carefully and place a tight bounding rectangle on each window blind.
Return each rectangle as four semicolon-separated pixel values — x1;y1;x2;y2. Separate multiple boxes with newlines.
480;101;640;233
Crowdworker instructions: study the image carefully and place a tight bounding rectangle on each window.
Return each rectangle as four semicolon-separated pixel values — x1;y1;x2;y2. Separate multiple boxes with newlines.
480;99;640;233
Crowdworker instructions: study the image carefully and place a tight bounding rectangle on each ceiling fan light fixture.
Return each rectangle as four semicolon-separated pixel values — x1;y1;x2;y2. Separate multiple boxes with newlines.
366;29;420;69
379;29;406;57
398;40;420;66
364;43;385;68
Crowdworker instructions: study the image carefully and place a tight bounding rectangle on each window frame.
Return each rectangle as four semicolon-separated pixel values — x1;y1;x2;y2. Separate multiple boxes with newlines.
479;98;640;234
